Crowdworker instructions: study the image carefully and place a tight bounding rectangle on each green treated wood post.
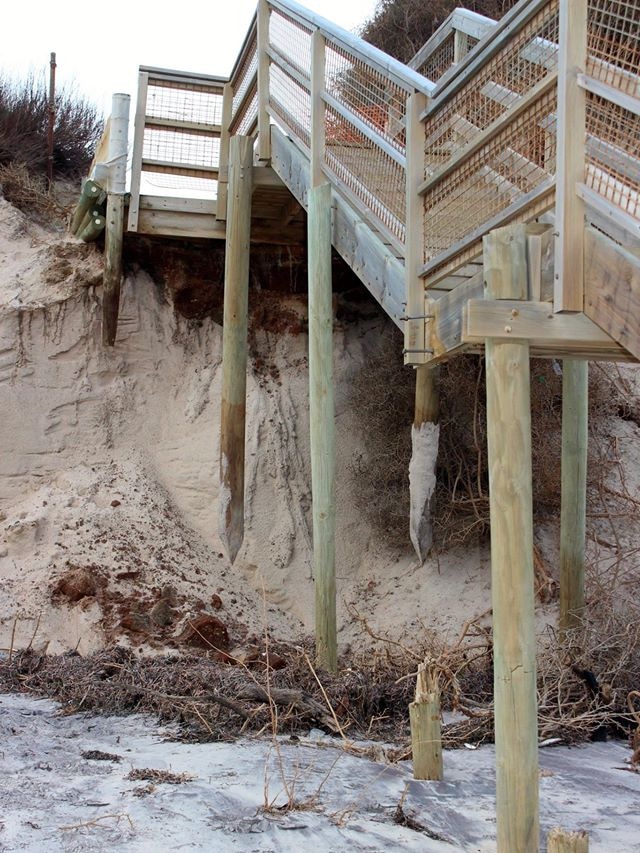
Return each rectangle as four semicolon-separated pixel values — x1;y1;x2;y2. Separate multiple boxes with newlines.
308;182;336;673
484;225;539;853
560;359;588;632
70;180;105;235
102;93;130;346
219;135;253;564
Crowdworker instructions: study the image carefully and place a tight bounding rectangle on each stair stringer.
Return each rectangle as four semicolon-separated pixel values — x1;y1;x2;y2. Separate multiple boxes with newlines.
270;126;406;330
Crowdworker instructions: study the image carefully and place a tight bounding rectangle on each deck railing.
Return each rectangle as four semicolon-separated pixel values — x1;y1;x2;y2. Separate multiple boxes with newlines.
122;0;640;356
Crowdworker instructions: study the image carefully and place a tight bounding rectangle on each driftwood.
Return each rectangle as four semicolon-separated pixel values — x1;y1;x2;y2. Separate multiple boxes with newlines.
236;684;337;731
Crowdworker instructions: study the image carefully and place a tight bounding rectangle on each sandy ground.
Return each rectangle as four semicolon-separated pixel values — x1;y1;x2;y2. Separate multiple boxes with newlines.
0;193;499;656
1;693;639;852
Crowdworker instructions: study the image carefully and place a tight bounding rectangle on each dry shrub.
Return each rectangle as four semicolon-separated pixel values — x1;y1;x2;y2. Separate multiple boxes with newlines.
3;571;637;752
348;320;635;551
0;162;65;219
360;0;518;64
0;70;102;179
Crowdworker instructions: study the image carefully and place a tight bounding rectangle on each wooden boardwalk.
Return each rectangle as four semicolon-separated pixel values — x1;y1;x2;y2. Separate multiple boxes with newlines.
77;3;640;849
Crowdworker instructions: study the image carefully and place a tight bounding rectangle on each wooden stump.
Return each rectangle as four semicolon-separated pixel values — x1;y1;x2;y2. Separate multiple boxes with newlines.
409;662;443;780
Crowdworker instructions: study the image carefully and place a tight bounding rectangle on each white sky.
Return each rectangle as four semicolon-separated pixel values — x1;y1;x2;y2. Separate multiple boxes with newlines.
2;0;380;114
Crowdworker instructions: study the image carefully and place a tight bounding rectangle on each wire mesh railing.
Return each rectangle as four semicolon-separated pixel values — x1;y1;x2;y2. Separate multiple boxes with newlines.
122;0;640;333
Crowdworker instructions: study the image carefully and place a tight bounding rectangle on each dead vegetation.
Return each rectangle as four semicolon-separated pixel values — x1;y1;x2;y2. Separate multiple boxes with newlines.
2;572;639;757
349;323;639;551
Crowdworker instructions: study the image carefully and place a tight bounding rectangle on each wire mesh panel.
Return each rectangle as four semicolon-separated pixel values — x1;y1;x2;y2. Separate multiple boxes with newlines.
424;87;557;265
323;38;410;243
230;31;259;135
422;0;560;269
147;81;224;125
269;64;311;148
325;105;407;240
587;0;640;96
141;75;224;196
584;0;640;226
415;33;456;82
585;92;640;219
269;7;312;75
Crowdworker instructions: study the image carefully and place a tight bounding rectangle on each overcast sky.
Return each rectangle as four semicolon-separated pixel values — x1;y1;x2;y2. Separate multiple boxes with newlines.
2;0;380;113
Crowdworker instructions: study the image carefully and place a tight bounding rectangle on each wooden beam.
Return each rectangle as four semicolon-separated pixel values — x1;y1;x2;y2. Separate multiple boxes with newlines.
584;226;640;360
405;91;428;365
257;0;271;162
217;83;234;221
127;70;149;233
103;93;130;347
554;0;587;311
144;117;222;136
308;182;337;673
219;136;253;564
140;159;219;179
484;225;539;853
464;300;622;353
560;359;588;633
310;29;326;189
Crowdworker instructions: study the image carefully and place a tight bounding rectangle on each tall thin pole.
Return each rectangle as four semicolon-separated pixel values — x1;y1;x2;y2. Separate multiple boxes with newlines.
102;93;130;346
560;359;588;632
218;135;253;563
308;182;336;672
484;225;539;853
46;52;56;188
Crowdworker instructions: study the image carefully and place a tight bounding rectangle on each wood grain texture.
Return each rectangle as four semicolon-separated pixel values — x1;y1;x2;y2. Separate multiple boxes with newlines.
584;226;640;360
554;0;587;311
560;359;588;632
484;225;539;853
308;183;337;673
219;136;253;564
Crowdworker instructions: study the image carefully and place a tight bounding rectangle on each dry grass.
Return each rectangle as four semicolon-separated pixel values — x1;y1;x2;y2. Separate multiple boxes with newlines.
0;162;65;220
2;566;638;756
348;321;637;551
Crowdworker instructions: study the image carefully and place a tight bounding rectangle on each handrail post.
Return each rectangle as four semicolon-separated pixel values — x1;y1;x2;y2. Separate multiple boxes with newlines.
310;28;326;188
257;0;271;162
127;70;149;233
404;91;428;365
554;0;587;312
103;93;130;346
217;82;234;222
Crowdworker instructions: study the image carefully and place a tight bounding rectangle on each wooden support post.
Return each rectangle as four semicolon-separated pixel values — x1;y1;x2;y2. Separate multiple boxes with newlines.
560;359;588;632
78;213;106;243
484;225;539;853
308;182;336;673
216;83;234;222
219;136;254;564
547;828;589;852
410;365;440;562
127;70;149;233
257;0;271;162
409;662;443;780
102;93;129;347
554;0;587;312
310;29;326;189
70;180;105;235
404;91;428;365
